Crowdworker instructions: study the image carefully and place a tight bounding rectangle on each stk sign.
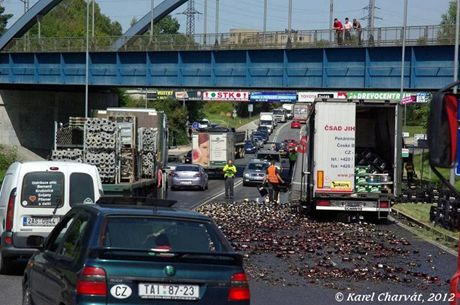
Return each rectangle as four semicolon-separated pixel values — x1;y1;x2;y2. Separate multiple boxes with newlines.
203;91;250;101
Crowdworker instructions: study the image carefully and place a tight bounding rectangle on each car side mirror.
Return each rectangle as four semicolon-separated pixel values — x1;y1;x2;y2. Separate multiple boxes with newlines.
27;235;45;250
428;89;459;168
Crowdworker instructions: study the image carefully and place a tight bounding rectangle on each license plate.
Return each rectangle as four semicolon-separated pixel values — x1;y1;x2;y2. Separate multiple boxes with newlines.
345;202;363;211
180;181;192;185
138;283;199;300
23;216;60;227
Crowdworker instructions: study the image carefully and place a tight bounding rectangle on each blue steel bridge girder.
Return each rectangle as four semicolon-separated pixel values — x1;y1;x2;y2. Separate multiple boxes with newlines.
0;45;457;90
0;0;64;51
111;0;189;51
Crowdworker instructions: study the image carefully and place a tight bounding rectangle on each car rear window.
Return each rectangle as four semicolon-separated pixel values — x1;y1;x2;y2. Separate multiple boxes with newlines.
21;172;64;208
70;173;95;206
101;217;226;253
257;153;281;162
175;166;199;172
248;163;267;170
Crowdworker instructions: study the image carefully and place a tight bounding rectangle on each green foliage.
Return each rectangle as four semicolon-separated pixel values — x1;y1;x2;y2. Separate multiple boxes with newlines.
28;0;122;37
122;95;189;145
406;104;429;128
0;5;12;35
0;146;17;182
439;0;457;43
153;16;180;35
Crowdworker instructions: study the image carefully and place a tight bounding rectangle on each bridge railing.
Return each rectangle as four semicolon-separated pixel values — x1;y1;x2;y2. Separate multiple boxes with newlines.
2;24;455;53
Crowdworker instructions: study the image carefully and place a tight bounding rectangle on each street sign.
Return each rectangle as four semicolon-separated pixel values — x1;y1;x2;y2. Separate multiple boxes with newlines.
250;91;297;102
192;122;199;129
248;104;253;112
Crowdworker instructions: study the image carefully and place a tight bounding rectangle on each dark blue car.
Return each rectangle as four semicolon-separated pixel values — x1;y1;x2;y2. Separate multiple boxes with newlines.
244;140;257;154
22;198;250;305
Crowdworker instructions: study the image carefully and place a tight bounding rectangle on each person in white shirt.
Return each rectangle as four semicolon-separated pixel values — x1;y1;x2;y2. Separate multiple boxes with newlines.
344;17;353;44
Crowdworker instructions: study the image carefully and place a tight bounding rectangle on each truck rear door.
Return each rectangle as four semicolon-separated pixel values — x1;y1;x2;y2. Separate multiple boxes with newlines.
209;133;229;169
313;102;356;195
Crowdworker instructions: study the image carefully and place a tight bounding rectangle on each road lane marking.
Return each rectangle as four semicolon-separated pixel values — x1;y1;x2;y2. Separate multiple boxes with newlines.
273;121;290;142
191;179;243;210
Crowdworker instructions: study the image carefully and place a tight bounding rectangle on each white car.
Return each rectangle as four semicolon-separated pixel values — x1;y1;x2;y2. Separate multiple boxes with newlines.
198;119;210;129
0;161;102;273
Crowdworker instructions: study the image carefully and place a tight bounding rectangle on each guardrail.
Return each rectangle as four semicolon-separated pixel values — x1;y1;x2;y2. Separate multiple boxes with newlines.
1;24;456;53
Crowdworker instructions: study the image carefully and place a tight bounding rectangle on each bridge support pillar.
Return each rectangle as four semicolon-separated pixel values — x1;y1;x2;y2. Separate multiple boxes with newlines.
0;89;118;158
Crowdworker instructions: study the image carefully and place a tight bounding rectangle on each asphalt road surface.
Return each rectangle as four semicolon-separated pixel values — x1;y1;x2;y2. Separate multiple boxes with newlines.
0;121;457;305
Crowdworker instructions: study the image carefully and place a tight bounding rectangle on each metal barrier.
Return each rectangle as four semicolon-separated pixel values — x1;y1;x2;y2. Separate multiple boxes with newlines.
1;24;456;53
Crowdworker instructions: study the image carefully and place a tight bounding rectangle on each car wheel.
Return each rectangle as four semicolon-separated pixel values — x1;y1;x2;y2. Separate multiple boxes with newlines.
0;252;11;274
23;282;33;305
205;183;208;190
171;186;176;191
243;182;248;187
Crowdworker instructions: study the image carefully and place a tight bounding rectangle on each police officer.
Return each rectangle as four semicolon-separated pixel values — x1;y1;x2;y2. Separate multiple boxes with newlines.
264;160;284;204
223;159;237;199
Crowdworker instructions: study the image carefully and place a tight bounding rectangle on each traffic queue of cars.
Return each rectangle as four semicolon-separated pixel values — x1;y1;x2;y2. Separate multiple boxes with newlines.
0;161;250;304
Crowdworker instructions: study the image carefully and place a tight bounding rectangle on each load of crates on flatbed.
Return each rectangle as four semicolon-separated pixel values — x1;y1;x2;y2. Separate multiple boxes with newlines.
50;108;167;185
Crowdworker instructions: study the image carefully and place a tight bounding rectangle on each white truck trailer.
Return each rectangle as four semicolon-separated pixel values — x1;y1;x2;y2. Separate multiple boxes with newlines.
259;112;275;133
300;100;402;220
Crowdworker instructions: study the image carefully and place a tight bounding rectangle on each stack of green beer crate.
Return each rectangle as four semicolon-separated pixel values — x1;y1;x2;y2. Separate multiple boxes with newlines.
354;166;392;193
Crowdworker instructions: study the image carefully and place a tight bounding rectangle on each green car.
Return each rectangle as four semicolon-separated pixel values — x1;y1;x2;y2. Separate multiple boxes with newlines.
22;197;250;305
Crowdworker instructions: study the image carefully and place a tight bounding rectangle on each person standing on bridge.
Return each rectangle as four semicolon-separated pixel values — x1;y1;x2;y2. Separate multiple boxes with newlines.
264;160;285;205
333;18;344;45
223;159;237;199
353;18;362;45
344;18;353;44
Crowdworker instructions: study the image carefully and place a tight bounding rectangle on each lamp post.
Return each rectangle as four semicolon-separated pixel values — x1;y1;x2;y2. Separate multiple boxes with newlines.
263;0;268;34
203;0;208;44
150;0;155;40
450;0;460;185
400;0;408;126
85;0;90;118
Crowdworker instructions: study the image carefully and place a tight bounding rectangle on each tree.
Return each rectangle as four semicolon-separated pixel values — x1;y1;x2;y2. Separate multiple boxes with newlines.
152;15;180;35
28;0;122;37
0;5;13;35
439;0;457;43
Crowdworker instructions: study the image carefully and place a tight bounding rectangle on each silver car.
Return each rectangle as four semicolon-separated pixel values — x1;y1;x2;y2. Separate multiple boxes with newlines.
243;159;269;186
170;164;208;191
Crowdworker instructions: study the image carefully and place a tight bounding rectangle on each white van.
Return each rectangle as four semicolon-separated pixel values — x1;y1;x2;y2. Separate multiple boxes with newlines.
0;161;102;273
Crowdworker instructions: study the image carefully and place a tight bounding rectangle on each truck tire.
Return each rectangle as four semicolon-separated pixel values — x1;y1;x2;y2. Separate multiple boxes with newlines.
0;252;12;274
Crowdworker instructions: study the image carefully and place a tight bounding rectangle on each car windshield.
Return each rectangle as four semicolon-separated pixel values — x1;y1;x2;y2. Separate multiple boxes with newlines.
244;141;253;145
248;163;267;170
199;120;209;124
257;153;280;162
101;217;226;253
175;166;200;172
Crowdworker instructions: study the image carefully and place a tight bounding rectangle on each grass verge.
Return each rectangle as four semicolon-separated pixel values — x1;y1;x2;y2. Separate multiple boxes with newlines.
403;125;426;136
204;112;256;129
393;203;458;250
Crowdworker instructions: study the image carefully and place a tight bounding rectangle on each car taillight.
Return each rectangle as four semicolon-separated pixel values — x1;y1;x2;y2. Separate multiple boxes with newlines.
77;266;107;296
228;272;250;301
317;200;330;206
5;189;16;231
194;173;202;177
379;201;389;209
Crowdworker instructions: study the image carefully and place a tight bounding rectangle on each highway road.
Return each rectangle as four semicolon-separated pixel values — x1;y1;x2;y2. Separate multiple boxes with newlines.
0;121;457;305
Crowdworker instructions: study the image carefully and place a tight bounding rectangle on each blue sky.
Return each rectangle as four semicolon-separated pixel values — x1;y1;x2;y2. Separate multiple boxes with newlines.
2;0;452;34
